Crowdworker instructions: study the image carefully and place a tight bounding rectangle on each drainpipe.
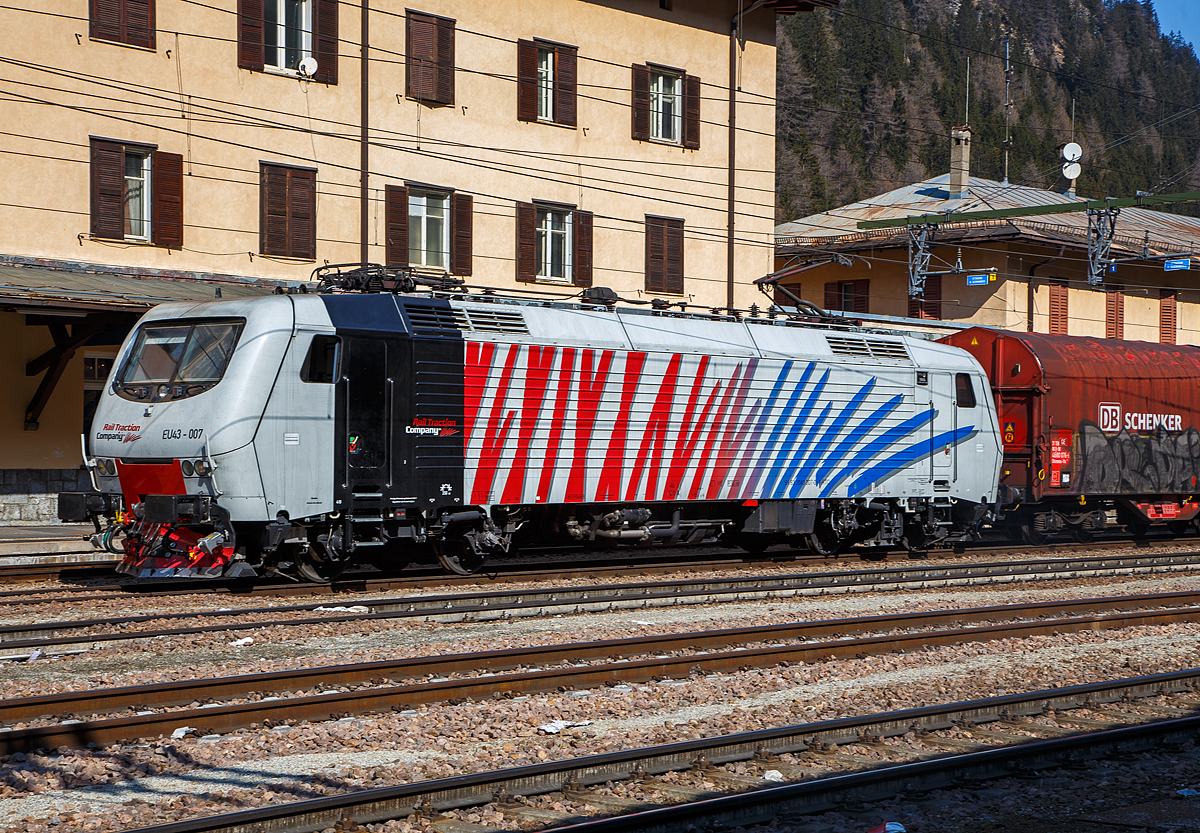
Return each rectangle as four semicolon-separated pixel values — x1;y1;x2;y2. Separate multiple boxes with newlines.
360;0;370;265
728;2;766;312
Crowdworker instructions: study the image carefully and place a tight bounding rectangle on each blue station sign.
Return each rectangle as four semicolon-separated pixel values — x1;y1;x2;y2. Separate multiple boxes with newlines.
1164;258;1191;271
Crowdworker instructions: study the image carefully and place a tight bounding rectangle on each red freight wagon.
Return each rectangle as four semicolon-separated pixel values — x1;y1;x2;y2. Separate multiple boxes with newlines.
940;327;1200;544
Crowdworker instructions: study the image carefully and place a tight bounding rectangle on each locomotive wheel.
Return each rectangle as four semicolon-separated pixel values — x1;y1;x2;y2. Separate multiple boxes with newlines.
434;537;487;576
806;526;841;557
1168;521;1191;536
901;526;928;553
295;549;345;583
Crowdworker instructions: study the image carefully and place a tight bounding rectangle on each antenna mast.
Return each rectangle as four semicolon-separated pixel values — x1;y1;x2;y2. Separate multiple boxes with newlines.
1003;34;1013;184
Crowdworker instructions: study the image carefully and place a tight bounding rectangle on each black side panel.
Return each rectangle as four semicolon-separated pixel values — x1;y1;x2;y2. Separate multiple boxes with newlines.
408;337;466;507
345;338;389;476
321;294;406;333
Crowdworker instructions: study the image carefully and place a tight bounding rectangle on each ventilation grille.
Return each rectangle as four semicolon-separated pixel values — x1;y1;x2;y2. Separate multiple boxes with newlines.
826;335;911;362
464;308;529;334
402;304;529;336
404;306;470;333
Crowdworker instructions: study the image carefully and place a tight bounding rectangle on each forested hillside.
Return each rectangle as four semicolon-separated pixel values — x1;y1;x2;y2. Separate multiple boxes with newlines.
775;0;1200;222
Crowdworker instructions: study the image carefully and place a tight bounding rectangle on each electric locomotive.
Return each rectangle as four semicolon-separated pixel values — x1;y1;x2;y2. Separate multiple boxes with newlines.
60;267;1003;580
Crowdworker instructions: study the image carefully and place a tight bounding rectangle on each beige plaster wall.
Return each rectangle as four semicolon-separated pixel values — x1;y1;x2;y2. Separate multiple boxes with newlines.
0;315;85;468
0;0;778;308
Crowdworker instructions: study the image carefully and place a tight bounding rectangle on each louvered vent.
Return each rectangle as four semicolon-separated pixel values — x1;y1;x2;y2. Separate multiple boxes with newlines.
404;305;470;332
464;308;529;335
827;335;911;363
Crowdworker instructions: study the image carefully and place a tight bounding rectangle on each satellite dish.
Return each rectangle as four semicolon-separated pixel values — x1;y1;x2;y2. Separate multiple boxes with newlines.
1062;142;1083;162
1062;161;1082;180
298;57;318;78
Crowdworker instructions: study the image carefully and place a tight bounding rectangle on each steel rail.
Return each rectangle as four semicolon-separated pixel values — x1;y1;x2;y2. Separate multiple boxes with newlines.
116;668;1200;833
5;595;1200;754
3;551;1199;658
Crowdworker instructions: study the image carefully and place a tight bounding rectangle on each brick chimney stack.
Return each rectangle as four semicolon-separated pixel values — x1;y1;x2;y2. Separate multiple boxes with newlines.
949;124;972;200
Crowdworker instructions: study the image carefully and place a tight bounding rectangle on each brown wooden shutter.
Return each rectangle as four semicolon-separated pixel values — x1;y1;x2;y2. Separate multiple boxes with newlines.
125;0;155;48
384;184;408;268
434;17;455;105
645;217;665;293
1105;286;1124;339
451;192;473;276
515;202;536;282
261;165;288;256
1160;289;1177;344
556;46;577;127
665;219;684;294
824;282;838;312
572;210;592;288
152;151;183;249
289;168;315;259
406;13;433;100
237;0;264;71
90;0;122;43
90;140;125;240
1048;280;1068;335
851;279;870;314
631;64;650;141
313;0;338;84
682;73;700;149
909;275;940;319
516;40;538;122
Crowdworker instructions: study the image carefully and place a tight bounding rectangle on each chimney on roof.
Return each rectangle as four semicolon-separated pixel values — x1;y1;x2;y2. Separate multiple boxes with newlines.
949;124;972;200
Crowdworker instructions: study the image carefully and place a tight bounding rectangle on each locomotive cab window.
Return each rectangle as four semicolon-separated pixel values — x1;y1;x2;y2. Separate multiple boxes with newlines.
955;373;977;409
115;320;244;402
301;334;340;383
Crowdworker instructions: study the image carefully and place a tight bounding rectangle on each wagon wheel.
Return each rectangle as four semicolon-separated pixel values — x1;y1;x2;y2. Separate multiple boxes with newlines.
434;536;487;576
1067;524;1094;544
1019;522;1048;547
1168;521;1191;537
900;522;929;553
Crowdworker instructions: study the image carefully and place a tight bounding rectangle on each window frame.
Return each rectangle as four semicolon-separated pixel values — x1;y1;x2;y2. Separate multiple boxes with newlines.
90;0;155;49
535;205;573;283
407;188;451;270
517;39;577;127
908;274;941;320
955;373;977;409
385;184;473;275
824;279;869;315
516;202;592;287
649;69;682;143
237;0;337;83
632;64;700;149
263;0;312;72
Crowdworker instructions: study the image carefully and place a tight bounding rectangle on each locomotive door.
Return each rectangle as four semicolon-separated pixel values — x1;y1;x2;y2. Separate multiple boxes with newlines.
931;372;954;476
342;337;391;488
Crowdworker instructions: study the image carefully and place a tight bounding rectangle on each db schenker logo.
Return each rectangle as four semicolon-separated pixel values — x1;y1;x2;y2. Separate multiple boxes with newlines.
1099;402;1122;433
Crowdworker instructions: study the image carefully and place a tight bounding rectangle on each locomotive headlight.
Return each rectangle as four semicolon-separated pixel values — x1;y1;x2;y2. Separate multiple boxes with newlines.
181;460;195;477
155;384;170;401
194;460;210;476
97;459;116;476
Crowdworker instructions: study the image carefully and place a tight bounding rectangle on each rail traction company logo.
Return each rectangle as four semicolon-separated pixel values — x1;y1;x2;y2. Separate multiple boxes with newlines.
407;418;460;437
95;423;142;443
1099;402;1183;433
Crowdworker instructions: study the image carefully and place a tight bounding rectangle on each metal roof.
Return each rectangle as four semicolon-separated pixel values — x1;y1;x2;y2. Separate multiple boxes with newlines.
775;174;1200;257
0;264;279;314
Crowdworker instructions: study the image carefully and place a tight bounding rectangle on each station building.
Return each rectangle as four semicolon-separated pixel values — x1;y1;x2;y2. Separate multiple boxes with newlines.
0;0;837;521
774;127;1200;345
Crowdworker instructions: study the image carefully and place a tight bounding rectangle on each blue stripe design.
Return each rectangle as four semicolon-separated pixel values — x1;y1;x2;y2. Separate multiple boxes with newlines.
819;408;936;498
781;401;833;498
799;378;877;490
742;361;801;496
758;363;817;498
814;393;903;487
846;426;977;497
768;370;830;498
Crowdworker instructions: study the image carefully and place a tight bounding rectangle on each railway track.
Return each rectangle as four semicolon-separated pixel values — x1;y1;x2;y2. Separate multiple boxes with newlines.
3;549;1199;659
118;668;1200;833
4;590;1200;754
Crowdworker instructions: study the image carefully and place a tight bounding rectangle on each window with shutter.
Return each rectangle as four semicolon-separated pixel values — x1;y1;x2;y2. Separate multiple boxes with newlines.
908;275;941;320
260;163;316;260
1160;289;1177;345
407;11;455;105
90;0;155;49
645;216;684;295
824;280;869;314
237;0;336;82
517;40;576;126
1105;286;1124;340
90;138;182;248
632;65;697;147
1048;280;1068;335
